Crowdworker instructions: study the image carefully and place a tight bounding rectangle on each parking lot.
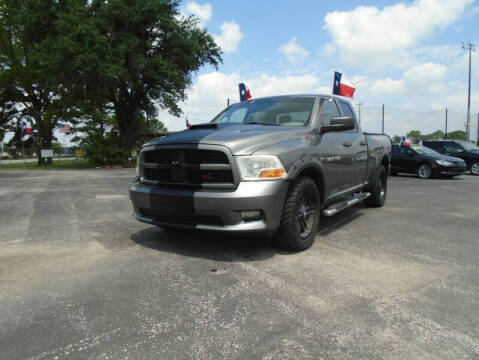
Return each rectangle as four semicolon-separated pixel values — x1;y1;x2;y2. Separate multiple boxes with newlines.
0;169;478;359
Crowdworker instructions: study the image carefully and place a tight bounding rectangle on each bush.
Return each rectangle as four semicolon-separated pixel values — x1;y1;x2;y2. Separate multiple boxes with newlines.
80;132;128;166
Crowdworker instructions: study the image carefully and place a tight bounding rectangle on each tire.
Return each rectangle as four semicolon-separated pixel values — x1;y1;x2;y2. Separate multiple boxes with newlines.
364;165;387;208
390;168;399;176
417;163;432;179
273;176;321;252
470;161;479;176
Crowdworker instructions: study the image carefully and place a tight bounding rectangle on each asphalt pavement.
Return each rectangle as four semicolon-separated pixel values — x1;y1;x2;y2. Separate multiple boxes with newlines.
0;169;478;359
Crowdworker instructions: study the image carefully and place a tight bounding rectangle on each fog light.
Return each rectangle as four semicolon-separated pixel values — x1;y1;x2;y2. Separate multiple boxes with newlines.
241;210;261;221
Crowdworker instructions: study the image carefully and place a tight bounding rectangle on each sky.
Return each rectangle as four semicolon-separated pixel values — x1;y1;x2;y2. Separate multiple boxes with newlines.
159;0;479;139
4;0;478;147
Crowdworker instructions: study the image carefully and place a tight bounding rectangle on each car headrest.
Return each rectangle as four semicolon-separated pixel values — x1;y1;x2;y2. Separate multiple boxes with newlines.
278;114;292;124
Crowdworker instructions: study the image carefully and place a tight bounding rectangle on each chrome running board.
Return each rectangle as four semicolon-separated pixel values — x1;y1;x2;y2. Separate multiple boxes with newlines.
322;192;371;217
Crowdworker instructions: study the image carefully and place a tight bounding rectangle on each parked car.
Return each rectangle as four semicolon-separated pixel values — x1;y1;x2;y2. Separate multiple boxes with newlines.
129;95;391;251
390;144;466;178
422;140;479;175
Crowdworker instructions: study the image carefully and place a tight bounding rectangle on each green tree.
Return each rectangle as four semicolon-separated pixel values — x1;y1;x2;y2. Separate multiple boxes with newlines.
421;130;444;141
391;135;401;143
51;0;222;151
406;130;421;142
0;0;69;165
446;130;467;141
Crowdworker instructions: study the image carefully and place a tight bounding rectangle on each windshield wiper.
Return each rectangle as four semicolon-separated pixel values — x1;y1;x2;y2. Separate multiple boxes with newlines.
244;121;280;126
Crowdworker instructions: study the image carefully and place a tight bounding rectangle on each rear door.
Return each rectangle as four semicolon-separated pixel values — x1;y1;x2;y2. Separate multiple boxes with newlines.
401;147;419;172
391;145;402;170
392;146;416;173
337;100;368;186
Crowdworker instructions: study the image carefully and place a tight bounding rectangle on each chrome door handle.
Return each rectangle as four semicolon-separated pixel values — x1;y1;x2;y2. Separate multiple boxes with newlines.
359;140;367;146
342;141;352;147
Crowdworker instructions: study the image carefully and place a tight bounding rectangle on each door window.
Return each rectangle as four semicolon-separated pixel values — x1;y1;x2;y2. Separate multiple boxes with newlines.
318;99;340;126
443;143;463;154
399;147;414;155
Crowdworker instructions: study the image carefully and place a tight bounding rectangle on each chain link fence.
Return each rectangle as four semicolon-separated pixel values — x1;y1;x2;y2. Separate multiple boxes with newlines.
358;105;479;143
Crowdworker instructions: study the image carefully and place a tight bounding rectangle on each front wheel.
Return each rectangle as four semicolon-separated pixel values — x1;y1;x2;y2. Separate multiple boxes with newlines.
365;165;387;207
273;176;321;252
417;163;432;179
470;161;479;176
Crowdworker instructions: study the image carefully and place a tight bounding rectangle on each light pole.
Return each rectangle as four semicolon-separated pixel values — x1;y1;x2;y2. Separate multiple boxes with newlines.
356;102;363;125
463;42;475;141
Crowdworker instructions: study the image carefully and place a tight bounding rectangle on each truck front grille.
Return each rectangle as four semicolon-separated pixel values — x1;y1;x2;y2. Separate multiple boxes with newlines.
141;148;235;188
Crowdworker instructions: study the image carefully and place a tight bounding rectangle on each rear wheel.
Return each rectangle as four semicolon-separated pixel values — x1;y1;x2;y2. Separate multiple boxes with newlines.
417;163;432;179
365;165;387;208
470;161;479;176
273;176;320;252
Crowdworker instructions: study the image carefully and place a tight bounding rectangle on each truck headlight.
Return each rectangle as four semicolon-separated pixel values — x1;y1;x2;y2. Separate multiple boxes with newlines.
235;155;287;180
436;159;453;166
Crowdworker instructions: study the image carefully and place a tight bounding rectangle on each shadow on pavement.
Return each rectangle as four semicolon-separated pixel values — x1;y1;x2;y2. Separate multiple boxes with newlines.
130;204;367;261
392;174;465;180
130;226;279;262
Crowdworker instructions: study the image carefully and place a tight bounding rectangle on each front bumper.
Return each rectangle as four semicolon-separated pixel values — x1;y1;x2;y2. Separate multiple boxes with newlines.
129;179;289;235
432;164;467;176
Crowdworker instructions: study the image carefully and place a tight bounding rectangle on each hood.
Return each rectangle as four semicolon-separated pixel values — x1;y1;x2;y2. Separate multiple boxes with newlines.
422;153;465;164
465;150;479;158
145;123;310;155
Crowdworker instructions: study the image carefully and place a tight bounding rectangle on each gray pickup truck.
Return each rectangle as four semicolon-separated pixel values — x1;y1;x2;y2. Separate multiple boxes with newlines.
129;95;391;251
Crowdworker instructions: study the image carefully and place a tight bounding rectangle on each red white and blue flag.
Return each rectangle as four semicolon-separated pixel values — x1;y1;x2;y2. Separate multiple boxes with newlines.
400;136;411;147
333;71;356;99
22;121;33;135
57;123;71;134
239;83;252;102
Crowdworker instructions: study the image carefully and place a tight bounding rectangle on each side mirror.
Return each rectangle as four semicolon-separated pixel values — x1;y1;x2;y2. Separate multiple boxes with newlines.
320;116;355;134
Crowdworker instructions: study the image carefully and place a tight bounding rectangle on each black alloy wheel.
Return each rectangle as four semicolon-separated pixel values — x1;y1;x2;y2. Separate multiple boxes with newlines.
365;165;388;207
273;176;321;251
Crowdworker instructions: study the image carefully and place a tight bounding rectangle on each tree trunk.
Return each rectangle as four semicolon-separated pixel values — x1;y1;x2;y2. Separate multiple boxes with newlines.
115;106;138;153
36;120;54;166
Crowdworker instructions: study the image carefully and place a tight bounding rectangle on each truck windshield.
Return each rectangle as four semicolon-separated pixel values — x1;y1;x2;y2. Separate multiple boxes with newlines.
211;97;316;126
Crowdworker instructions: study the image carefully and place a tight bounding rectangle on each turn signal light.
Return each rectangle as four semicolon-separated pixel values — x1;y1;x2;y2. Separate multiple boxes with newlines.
258;169;285;178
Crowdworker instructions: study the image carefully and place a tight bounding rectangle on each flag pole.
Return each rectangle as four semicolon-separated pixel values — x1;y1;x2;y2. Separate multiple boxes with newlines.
22;133;25;168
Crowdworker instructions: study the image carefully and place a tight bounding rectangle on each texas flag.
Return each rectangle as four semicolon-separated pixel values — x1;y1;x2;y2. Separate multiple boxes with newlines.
400;136;411;147
239;83;252;102
22;121;33;135
332;71;356;99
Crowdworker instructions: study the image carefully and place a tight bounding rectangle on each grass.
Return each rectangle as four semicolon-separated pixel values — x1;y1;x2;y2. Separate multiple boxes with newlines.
0;158;94;170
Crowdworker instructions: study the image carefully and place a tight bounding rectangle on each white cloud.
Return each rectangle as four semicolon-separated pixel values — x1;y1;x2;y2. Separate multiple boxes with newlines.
279;37;310;63
321;42;337;57
323;0;473;67
371;78;406;95
184;2;212;27
214;21;244;53
403;62;447;82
